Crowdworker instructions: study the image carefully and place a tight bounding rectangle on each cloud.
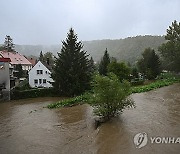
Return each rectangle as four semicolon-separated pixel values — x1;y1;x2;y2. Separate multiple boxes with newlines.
0;0;180;44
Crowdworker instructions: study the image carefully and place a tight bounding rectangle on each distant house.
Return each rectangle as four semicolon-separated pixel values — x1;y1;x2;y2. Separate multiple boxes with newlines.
0;50;33;87
0;58;11;101
27;57;37;67
0;50;32;71
28;61;53;88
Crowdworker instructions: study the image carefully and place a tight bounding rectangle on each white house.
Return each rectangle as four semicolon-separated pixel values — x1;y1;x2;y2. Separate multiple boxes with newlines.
28;61;54;88
0;58;11;101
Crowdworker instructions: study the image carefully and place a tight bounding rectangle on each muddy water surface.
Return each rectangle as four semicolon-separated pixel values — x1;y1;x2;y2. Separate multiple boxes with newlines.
0;84;180;154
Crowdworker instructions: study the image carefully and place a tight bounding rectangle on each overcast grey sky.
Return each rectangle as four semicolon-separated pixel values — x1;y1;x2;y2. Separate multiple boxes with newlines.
0;0;180;45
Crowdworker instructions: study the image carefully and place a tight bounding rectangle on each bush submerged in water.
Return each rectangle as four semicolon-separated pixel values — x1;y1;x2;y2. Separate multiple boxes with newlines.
89;73;135;120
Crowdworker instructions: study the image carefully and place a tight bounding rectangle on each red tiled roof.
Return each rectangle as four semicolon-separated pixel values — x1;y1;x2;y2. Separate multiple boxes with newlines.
27;58;37;66
0;58;11;62
0;50;32;65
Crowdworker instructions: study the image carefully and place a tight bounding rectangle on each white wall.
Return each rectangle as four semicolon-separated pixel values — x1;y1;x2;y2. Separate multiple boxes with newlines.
0;62;10;100
28;61;53;88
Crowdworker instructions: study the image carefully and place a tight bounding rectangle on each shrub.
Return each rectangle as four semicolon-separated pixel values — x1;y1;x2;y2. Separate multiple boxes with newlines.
131;78;144;86
47;93;90;108
89;73;135;120
14;79;31;91
11;88;56;100
131;78;180;93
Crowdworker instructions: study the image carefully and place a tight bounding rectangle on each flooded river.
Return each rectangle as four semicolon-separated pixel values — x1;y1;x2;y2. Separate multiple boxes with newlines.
0;84;180;154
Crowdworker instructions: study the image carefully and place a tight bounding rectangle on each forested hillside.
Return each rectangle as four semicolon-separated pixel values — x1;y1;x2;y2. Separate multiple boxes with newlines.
14;35;165;64
83;35;165;63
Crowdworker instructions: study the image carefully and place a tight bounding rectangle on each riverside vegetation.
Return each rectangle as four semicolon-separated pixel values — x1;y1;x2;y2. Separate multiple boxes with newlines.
8;20;180;121
49;20;180;120
47;73;180;109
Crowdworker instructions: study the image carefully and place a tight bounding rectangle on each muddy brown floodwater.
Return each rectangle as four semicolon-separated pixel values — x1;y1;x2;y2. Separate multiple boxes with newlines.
0;84;180;154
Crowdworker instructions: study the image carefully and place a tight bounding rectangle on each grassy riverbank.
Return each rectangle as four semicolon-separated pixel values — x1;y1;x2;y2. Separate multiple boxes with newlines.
47;77;180;109
131;78;180;93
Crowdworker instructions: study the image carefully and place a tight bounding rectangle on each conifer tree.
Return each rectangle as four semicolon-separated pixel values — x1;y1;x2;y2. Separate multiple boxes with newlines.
137;48;161;79
39;51;44;62
51;28;92;96
3;35;15;52
159;20;180;72
89;57;96;73
98;48;110;75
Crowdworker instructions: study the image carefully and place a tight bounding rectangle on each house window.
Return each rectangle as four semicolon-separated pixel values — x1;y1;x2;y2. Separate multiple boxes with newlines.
37;70;43;74
0;62;4;69
39;79;42;84
43;79;46;84
34;79;38;84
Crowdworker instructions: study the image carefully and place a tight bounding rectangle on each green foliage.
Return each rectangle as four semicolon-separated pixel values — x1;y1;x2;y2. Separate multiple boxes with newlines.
98;48;110;75
89;73;135;119
108;61;130;82
47;93;90;108
46;73;180;109
0;45;5;51
131;67;138;78
51;28;92;96
137;48;161;79
3;35;15;52
39;51;44;61
83;35;165;63
15;64;24;78
43;51;55;66
89;57;96;73
11;88;55;100
131;78;144;86
13;36;165;64
157;72;178;80
131;78;180;93
14;79;31;91
159;20;180;72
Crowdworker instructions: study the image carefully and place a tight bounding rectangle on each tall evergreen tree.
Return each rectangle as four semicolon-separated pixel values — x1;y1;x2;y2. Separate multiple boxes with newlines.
39;51;44;62
43;52;54;66
98;48;110;75
51;28;92;96
3;35;15;52
89;57;96;73
137;48;161;79
159;20;180;72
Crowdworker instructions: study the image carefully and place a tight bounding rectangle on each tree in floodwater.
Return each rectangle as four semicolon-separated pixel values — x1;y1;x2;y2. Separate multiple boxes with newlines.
90;73;135;120
51;28;92;96
159;20;180;72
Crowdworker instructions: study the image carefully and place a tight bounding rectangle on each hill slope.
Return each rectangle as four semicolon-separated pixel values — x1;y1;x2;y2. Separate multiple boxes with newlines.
15;35;165;64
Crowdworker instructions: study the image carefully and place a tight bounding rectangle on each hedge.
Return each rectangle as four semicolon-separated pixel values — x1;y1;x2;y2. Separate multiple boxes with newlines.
11;88;57;100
